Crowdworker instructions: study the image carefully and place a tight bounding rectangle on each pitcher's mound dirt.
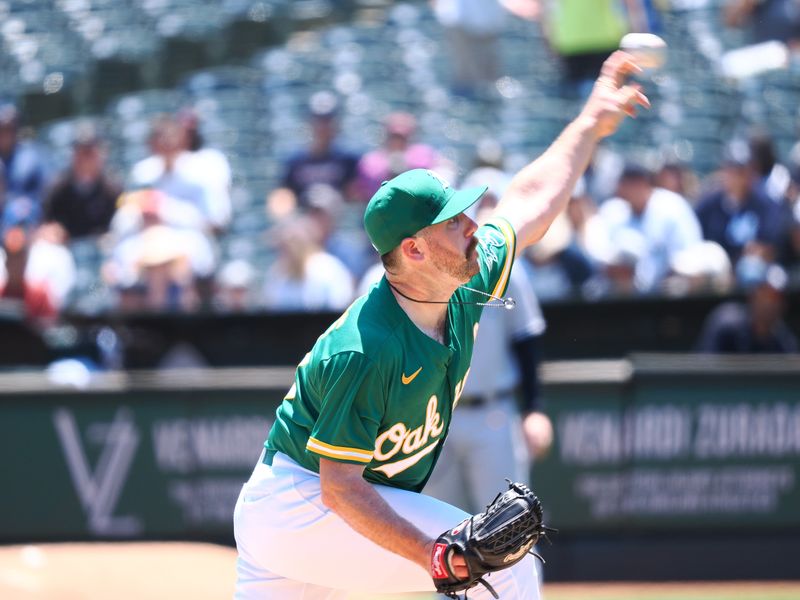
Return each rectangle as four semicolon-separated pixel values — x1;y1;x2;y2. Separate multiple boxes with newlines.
0;542;237;600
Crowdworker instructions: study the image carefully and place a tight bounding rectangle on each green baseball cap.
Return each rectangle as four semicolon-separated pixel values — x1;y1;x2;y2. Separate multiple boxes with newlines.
363;169;488;255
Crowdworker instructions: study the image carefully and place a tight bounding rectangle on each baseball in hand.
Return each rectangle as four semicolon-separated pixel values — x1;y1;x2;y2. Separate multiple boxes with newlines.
619;33;667;70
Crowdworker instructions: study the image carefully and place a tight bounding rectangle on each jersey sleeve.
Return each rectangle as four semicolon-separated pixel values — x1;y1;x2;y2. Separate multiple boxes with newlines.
469;217;517;299
306;351;385;465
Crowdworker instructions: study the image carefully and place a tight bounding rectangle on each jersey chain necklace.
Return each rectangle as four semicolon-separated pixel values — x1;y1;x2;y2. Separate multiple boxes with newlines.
387;281;516;310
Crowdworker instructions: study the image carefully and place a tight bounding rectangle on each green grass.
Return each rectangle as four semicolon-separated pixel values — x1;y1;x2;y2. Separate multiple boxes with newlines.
543;583;800;600
350;582;800;600
559;595;799;600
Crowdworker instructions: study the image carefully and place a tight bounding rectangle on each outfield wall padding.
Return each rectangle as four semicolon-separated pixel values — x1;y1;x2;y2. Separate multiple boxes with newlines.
2;355;798;580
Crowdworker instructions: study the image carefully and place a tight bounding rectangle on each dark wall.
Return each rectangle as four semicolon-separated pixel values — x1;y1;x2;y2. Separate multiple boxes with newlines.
3;357;798;581
79;291;800;369
538;293;735;359
4;290;799;369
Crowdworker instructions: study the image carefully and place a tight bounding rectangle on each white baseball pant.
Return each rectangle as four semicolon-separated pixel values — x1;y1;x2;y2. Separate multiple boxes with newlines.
233;451;540;599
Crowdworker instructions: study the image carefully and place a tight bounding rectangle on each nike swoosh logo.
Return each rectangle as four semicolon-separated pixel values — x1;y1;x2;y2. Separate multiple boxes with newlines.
401;367;422;385
371;440;440;478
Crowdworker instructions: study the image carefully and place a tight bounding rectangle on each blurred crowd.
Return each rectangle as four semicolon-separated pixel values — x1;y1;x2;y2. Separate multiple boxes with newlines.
0;0;798;356
2;95;799;315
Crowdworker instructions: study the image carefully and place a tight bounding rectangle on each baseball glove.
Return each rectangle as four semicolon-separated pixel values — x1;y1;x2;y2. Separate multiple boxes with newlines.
430;481;554;599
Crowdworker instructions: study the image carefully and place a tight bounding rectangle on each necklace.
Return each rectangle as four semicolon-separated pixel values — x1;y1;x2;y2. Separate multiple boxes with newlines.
387;281;516;310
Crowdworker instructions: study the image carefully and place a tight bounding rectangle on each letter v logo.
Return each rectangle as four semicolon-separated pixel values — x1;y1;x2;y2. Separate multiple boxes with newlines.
53;407;143;536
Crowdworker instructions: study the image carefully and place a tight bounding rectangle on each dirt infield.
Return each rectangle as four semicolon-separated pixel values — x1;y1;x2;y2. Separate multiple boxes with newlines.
0;542;237;599
1;543;798;599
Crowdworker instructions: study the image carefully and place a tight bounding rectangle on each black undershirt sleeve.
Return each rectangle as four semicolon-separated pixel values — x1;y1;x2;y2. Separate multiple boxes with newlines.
511;334;543;415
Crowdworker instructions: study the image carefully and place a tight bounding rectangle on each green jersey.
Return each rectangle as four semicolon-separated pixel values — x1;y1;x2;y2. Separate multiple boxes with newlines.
264;218;517;492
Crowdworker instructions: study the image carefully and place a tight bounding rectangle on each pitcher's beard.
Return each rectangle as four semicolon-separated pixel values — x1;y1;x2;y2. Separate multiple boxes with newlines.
428;237;480;283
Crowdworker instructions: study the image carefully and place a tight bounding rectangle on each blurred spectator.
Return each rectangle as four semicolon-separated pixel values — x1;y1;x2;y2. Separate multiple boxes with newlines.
779;165;800;271
214;259;257;313
662;241;734;297
104;189;216;312
525;210;595;300
522;178;597;300
176;107;233;233
654;161;700;205
696;262;798;353
460;138;513;202
432;0;508;97
356;112;455;201
267;92;360;219
787;123;800;172
627;0;663;33
43;124;122;240
583;145;625;203
583;227;646;298
110;187;206;239
0;104;51;232
0;227;56;322
724;0;800;46
305;184;373;281
129;116;213;232
0;162;5;226
541;0;631;97
133;225;199;312
695;145;786;273
262;216;354;311
748;131;790;204
26;223;76;311
597;163;703;292
566;177;612;266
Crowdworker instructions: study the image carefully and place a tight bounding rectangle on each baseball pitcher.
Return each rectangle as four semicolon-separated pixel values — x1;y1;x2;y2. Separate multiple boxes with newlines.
233;52;649;599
